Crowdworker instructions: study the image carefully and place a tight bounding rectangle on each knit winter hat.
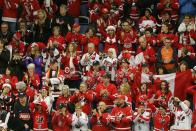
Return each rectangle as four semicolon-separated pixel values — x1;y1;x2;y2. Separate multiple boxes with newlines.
145;8;152;14
106;25;116;32
2;83;11;89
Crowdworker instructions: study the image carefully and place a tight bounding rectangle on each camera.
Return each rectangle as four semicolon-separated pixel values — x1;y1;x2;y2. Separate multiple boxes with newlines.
75;121;82;128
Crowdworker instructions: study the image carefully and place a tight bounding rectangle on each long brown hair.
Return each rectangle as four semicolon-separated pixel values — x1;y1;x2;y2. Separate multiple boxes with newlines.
66;43;77;55
139;83;148;94
160;80;169;94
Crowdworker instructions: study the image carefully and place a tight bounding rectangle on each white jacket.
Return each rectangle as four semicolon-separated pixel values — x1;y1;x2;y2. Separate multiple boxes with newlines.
169;100;192;130
178;22;196;45
80;52;100;71
133;111;150;131
72;112;89;131
101;57;118;81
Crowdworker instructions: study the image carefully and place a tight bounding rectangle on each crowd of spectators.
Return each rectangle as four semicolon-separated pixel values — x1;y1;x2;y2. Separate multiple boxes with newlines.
0;0;196;130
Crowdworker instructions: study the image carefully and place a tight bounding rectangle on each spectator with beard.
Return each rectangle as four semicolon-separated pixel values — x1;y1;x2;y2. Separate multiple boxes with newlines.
110;95;132;131
0;22;12;45
91;101;111;131
13;92;32;131
157;37;177;73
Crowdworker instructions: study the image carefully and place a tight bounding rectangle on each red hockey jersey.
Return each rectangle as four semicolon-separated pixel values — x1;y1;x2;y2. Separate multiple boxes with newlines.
48;35;65;52
52;111;72;131
95;83;117;106
20;0;40;22
91;112;111;131
154;111;170;131
2;0;20;22
111;105;132;131
29;101;49;131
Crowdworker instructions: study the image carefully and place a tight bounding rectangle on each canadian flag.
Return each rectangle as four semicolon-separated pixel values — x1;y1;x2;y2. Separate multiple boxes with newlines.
135;70;193;100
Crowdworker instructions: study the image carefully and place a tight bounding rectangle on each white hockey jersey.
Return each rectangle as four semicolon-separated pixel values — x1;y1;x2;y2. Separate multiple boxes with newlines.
169;101;192;130
133;110;151;131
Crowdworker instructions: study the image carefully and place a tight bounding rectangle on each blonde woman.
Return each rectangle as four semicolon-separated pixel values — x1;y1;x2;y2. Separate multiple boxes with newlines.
119;83;132;106
34;9;51;43
101;48;118;81
72;103;89;131
61;43;81;89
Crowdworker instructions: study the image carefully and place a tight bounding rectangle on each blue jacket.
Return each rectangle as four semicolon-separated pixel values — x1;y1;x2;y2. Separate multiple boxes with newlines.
179;0;196;15
23;56;43;78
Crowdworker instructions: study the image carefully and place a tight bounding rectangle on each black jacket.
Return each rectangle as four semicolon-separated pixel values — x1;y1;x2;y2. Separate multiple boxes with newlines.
33;18;51;44
0;32;13;45
52;14;74;36
13;100;32;131
0;48;10;74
